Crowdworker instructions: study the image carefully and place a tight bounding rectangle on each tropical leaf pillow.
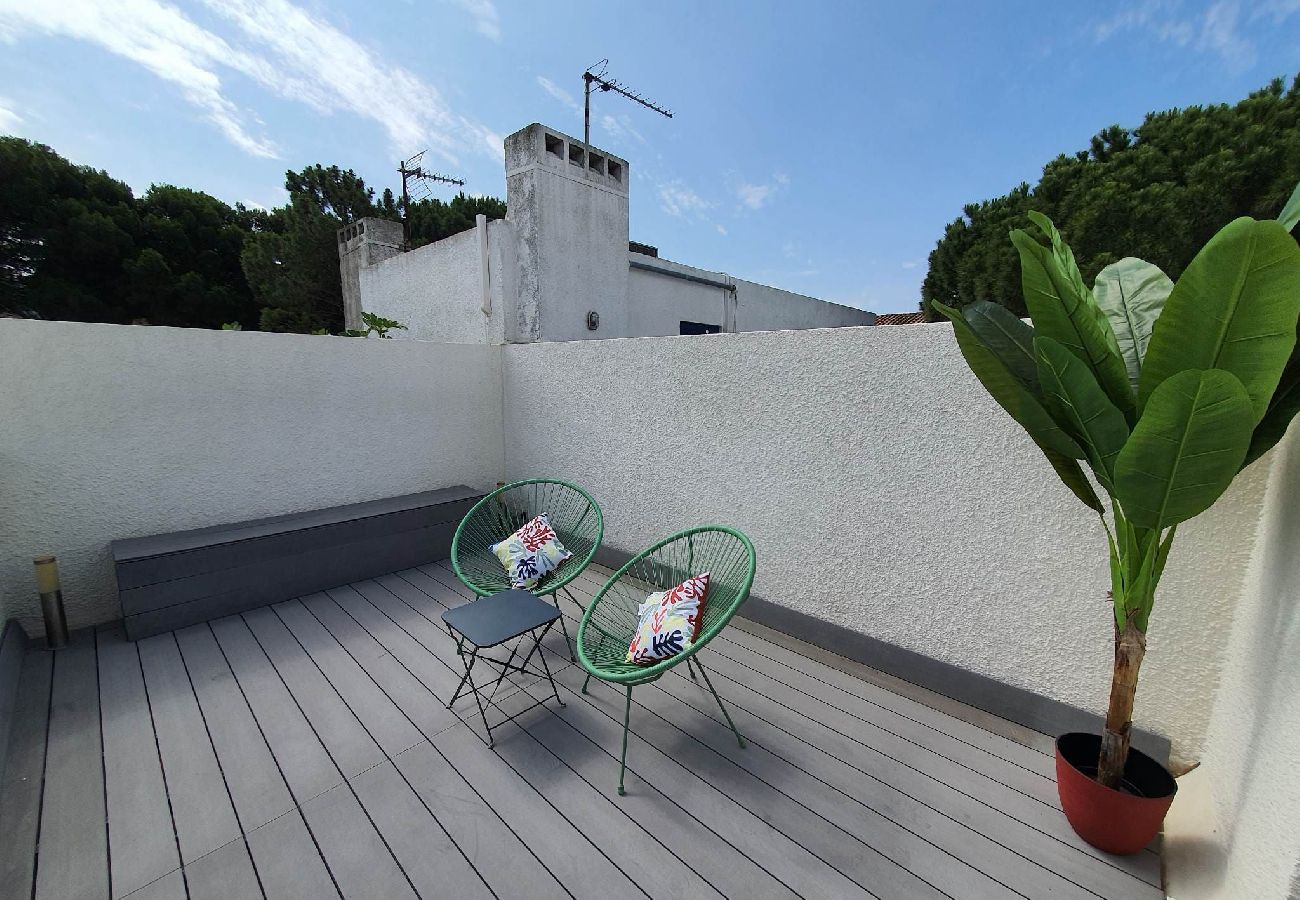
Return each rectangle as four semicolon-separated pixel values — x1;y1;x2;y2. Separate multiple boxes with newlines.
490;514;572;590
626;573;711;666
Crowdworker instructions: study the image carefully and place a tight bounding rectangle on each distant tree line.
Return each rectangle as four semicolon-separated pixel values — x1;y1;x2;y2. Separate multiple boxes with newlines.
922;75;1300;320
0;139;505;333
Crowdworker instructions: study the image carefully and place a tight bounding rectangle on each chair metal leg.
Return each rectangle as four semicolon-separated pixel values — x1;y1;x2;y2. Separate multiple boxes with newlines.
536;625;565;709
548;591;576;662
618;685;633;796
686;656;698;680
581;673;591;694
693;657;746;748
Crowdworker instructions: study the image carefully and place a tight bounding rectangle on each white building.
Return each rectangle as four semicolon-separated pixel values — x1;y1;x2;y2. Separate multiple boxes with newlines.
339;123;874;342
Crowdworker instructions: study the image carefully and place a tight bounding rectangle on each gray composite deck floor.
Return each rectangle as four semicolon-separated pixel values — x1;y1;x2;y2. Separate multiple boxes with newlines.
0;560;1164;900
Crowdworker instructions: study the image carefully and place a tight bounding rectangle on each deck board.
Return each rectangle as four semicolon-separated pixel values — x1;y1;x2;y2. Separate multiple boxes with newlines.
0;558;1166;900
174;623;296;831
98;626;181;898
35;629;109;900
137;632;241;865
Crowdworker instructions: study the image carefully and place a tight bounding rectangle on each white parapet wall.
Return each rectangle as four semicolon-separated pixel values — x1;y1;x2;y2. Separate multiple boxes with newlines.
359;217;512;344
500;323;1275;767
0;319;504;635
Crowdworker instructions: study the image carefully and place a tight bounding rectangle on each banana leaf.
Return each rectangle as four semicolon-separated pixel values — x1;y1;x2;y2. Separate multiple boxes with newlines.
963;300;1039;391
1139;217;1300;422
1035;335;1130;493
1115;369;1255;530
1243;346;1300;467
1010;215;1135;421
1092;258;1173;395
1280;180;1300;233
932;300;1102;513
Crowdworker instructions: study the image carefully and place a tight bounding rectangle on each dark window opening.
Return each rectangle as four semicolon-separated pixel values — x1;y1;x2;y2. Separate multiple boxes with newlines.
680;321;721;335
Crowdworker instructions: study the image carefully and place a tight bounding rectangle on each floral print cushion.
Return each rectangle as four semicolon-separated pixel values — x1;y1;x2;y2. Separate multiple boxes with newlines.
490;514;573;590
626;573;711;666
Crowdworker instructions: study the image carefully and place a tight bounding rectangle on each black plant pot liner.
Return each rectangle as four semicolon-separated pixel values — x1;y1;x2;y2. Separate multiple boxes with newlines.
1058;732;1177;800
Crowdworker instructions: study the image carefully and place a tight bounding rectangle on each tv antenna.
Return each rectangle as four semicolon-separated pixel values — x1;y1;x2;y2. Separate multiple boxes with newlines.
582;59;673;146
397;151;465;249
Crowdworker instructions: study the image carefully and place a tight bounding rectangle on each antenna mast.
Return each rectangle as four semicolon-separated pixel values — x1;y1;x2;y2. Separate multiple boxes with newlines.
397;151;466;250
582;59;673;145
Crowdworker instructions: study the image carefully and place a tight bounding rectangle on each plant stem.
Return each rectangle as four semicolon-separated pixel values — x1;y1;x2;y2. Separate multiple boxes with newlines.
1098;620;1146;788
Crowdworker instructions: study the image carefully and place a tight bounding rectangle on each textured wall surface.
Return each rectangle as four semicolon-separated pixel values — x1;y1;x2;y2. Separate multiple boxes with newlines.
359;220;507;344
1165;429;1300;900
502;323;1273;759
0;320;504;635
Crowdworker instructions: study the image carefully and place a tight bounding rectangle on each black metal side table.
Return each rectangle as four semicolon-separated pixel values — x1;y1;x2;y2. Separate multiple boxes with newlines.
442;589;565;746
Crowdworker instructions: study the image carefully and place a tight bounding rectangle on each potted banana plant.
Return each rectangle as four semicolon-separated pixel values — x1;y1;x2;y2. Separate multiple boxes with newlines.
932;183;1300;855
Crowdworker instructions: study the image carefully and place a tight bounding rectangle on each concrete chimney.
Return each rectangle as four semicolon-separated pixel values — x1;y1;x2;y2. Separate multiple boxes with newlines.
337;218;404;331
505;124;630;342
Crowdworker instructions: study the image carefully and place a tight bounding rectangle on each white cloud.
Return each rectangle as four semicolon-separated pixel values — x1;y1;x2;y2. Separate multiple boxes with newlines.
735;172;789;211
716;224;727;236
657;180;713;219
1092;0;1296;71
446;0;500;42
0;96;21;132
599;113;645;144
0;0;503;162
736;182;773;210
537;75;581;114
1196;1;1255;71
0;0;279;156
901;260;919;270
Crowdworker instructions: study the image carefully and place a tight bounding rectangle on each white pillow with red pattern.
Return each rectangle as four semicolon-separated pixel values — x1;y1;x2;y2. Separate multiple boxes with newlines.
625;573;711;666
490;514;572;590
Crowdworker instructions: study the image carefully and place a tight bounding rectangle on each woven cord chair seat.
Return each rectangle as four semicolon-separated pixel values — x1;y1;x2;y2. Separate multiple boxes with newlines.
452;479;603;598
576;525;757;793
451;479;603;661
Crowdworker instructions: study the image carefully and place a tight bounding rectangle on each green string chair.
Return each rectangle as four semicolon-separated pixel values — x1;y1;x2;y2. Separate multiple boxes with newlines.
576;525;757;794
451;479;604;660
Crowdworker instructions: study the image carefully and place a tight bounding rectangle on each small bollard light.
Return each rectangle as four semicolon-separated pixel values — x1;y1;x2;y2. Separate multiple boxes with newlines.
34;555;69;649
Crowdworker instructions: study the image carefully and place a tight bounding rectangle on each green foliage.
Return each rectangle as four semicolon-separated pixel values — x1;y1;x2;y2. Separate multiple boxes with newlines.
1138;217;1300;420
922;75;1300;320
341;311;408;339
1091;258;1172;394
407;194;507;249
0;137;260;328
0;139;506;333
1034;335;1130;494
1115;369;1254;531
1010;213;1134;422
933;201;1300;635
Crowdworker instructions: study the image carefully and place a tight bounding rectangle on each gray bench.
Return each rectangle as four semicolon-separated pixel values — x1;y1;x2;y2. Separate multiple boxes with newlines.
112;486;482;640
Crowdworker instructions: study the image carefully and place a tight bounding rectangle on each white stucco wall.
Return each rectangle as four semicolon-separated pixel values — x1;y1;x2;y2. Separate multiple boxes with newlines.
359;219;508;344
1164;429;1300;900
0;319;504;636
501;323;1272;762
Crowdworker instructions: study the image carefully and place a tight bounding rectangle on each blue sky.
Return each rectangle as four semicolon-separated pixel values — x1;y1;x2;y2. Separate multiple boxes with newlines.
1;1;1297;313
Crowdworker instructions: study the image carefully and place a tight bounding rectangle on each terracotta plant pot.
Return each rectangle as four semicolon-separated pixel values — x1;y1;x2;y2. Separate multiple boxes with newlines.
1055;732;1177;855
